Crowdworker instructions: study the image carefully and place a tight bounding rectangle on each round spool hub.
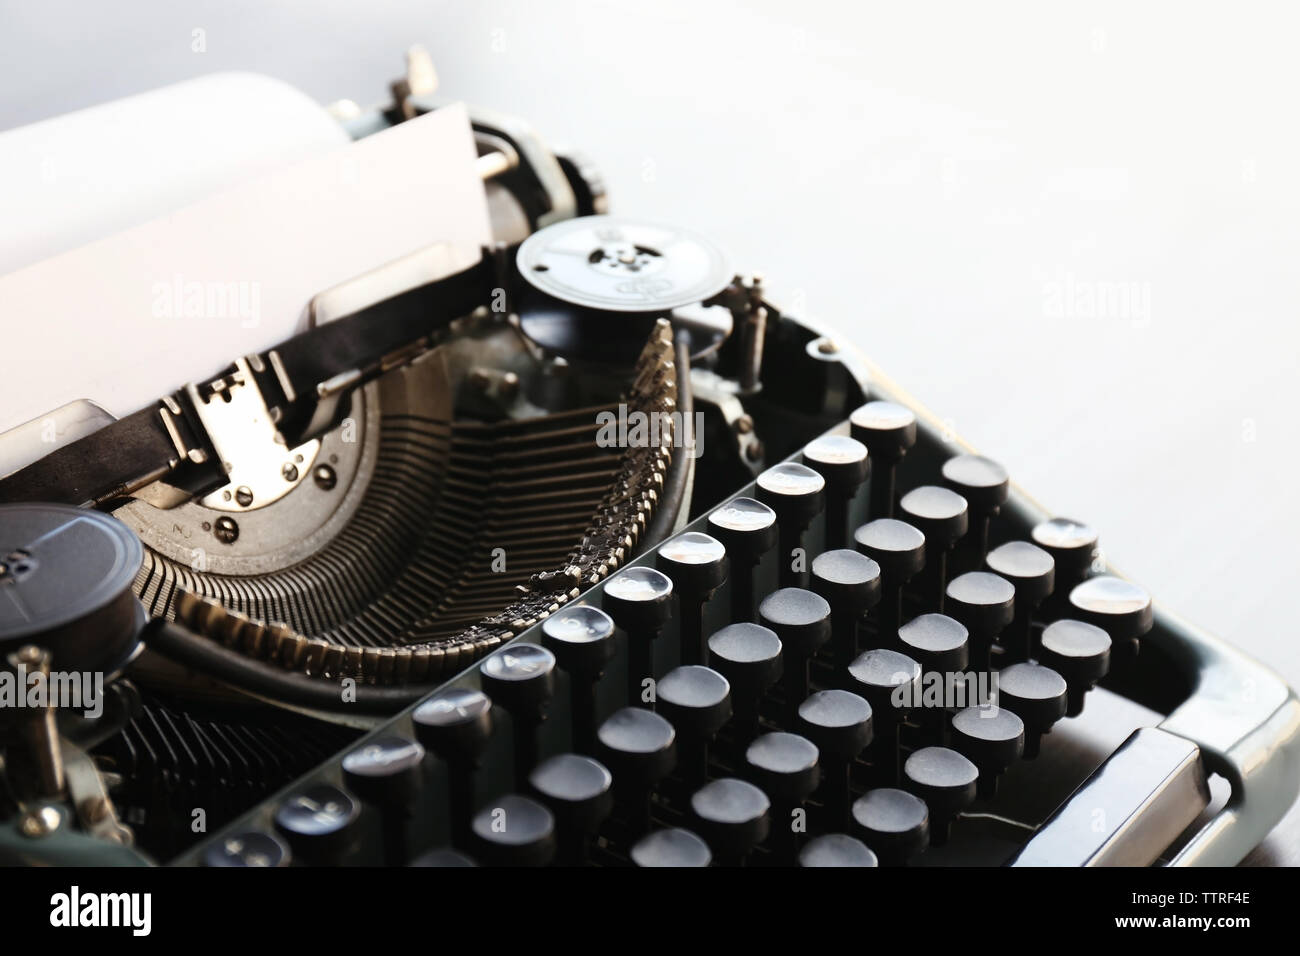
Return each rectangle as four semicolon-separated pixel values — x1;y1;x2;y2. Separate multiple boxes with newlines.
0;503;144;673
516;215;733;361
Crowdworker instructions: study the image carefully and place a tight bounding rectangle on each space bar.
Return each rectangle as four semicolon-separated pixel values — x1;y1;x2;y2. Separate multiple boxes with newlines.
1010;727;1209;866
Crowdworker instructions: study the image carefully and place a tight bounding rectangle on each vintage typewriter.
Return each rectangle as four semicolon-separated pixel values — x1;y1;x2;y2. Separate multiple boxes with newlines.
1;53;1297;869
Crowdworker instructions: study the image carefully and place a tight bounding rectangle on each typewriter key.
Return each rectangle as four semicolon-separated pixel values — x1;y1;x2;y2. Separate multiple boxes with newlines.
756;462;826;589
471;794;557;867
803;434;870;550
941;454;1009;568
480;643;557;788
602;566;674;707
690;777;771;866
597;707;677;837
903;746;978;846
853;518;926;637
848;648;923;785
851;788;930;867
656;665;732;786
706;622;784;746
409;847;477;867
849;401;917;519
1032;516;1099;585
541;605;617;754
1038;619;1111;716
810;549;882;674
203;830;290;868
899;485;969;611
796;690;873;829
950;706;1024;799
341;736;426;866
656;531;729;666
759;588;832;723
897;613;970;674
708;496;779;622
798;833;879;867
631;827;713;867
746;731;821;863
528;753;614;865
274;783;360;865
412;688;493;851
996;662;1068;758
1068;575;1152;661
985;541;1055;661
945;572;1015;672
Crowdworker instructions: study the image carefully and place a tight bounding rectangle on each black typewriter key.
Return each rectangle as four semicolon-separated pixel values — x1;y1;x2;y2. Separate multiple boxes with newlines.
851;787;929;866
342;736;425;865
656;665;732;786
540;604;616;754
902;746;978;846
899;485;969;611
708;496;778;623
1068;575;1153;661
1038;619;1111;716
528;753;614;865
798;833;879;867
602;566;674;707
203;830;290;868
707;622;783;746
656;531;729;666
796;689;873;829
413;688;493;851
759;588;832;723
756;462;826;588
410;847;477;867
897;612;969;673
273;783;360;865
941;454;1009;568
480;643;557;787
985;541;1055;661
849;400;917;519
853;518;926;636
945;571;1015;672
810;548;882;673
950;706;1024;799
1032;516;1099;586
746;731;820;862
631;827;713;867
803;434;870;550
848;648;922;785
597;707;677;836
996;662;1068;758
471;793;557;867
690;777;771;866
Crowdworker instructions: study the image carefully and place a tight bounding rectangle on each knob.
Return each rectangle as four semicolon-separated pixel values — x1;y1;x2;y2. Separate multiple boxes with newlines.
471;793;557;867
412;687;493;851
849;401;917;519
851;787;929;866
902;746;978;845
798;833;878;867
847;648;922;785
707;497;778;623
528;753;614;865
341;736;426;865
1038;619;1111;716
656;665;732;786
803;434;870;550
898;485;969;611
690;777;771;866
707;622;783;746
756;462;826;588
945;571;1015;672
940;454;1009;569
540;604;616;754
854;518;926;637
656;532;729;666
996;662;1068;758
631;828;713;867
796;689;873;829
273;783;359;865
597;707;677;837
603;566;674;707
950;705;1024;798
480;643;557;788
759;587;832;723
810;548;881;674
985;541;1055;661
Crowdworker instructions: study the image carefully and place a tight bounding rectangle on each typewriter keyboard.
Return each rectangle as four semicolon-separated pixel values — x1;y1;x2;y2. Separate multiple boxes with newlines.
188;399;1201;868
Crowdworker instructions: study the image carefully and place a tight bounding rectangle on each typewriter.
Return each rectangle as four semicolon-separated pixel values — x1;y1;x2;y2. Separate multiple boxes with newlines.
1;52;1297;869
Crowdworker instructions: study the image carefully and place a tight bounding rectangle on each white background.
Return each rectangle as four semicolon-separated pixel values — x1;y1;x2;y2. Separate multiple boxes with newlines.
3;1;1296;861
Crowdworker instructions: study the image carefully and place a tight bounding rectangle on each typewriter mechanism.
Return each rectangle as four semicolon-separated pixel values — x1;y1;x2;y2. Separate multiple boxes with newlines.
1;56;1297;869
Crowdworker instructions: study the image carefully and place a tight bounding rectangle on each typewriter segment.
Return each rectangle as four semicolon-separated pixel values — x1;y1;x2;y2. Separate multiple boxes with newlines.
1;94;1297;868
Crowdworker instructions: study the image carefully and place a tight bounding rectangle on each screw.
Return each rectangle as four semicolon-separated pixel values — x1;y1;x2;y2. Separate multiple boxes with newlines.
234;486;254;507
817;339;839;355
214;516;239;544
735;415;754;435
281;463;299;482
314;465;337;490
19;806;61;838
